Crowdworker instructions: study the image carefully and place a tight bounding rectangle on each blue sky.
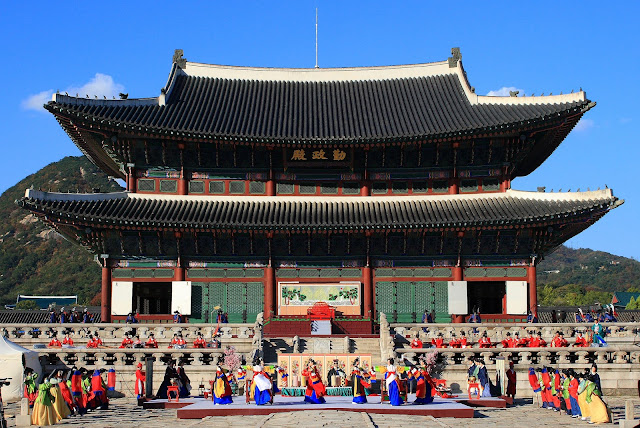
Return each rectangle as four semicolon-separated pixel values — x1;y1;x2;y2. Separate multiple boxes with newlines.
2;2;638;259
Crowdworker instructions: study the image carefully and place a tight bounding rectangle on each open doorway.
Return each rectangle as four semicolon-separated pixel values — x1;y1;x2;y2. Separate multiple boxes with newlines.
467;281;505;314
133;282;171;314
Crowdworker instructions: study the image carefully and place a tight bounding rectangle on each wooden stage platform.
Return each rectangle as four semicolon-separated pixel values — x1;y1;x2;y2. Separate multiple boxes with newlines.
142;395;506;418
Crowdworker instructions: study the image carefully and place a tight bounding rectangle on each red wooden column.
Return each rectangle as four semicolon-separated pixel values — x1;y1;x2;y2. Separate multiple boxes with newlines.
451;265;464;323
175;265;185;281
127;164;136;193
360;181;370;196
266;148;276;196
266;180;276;196
178;168;188;195
528;264;538;314
101;263;112;323
448;179;459;194
264;265;275;319
362;265;373;319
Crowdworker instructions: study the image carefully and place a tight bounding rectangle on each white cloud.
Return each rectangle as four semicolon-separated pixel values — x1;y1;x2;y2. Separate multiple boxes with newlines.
21;73;125;112
486;86;525;97
21;90;54;111
574;118;594;132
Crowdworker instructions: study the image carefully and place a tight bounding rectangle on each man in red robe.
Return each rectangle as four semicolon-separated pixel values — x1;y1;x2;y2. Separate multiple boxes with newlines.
574;331;588;347
135;362;145;399
145;333;158;348
431;333;446;348
478;331;491;348
459;331;469;348
506;361;516;398
48;335;62;347
410;334;423;349
501;332;513;348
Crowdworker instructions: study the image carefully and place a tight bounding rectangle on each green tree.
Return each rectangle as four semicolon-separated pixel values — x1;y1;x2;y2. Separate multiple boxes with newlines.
626;296;638;310
15;299;38;310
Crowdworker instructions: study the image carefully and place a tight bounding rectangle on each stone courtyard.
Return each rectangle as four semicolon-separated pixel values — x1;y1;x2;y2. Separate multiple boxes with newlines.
4;396;639;427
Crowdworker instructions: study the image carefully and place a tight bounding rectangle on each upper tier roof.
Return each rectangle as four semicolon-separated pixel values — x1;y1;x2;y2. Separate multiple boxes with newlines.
45;49;592;143
18;189;621;231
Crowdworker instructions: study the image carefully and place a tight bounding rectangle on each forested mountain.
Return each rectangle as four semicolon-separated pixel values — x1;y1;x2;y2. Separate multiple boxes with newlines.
0;156;122;306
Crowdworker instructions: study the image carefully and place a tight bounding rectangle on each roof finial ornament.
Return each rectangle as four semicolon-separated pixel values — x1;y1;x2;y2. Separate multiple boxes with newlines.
509;90;519;97
448;47;461;68
173;49;187;69
119;93;129;100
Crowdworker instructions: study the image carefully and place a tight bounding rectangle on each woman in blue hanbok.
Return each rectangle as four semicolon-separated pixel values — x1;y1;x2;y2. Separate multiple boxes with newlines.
251;365;272;405
385;359;404;406
477;360;492;397
351;365;370;404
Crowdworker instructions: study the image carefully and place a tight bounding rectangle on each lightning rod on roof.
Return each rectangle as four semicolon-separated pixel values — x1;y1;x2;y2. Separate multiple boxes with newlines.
315;8;319;69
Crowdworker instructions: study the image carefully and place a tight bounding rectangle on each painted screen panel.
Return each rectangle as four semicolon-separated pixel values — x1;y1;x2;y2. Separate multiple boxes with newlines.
447;281;468;314
171;281;192;315
506;280;528;314
111;281;133;315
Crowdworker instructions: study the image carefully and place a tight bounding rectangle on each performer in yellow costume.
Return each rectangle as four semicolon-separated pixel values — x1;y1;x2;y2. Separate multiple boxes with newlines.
50;376;71;421
31;379;57;426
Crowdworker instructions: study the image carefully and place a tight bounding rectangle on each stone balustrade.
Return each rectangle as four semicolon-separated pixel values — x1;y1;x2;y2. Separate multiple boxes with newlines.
396;345;640;366
390;322;640;346
1;323;256;344
394;345;640;397
36;348;229;369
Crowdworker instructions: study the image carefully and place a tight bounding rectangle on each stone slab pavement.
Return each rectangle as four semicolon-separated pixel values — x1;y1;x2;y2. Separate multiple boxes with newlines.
3;396;639;427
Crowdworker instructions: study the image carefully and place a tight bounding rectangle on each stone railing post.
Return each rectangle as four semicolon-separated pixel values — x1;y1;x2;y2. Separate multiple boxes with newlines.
557;351;570;364
614;351;628;364
538;351;551;366
576;351;589;364
481;352;494;365
519;351;532;365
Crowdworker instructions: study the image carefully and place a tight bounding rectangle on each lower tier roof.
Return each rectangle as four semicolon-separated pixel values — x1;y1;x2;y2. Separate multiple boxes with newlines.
18;189;621;231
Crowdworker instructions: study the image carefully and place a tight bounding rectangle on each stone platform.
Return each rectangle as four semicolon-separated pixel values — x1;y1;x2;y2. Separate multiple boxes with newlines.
143;396;477;418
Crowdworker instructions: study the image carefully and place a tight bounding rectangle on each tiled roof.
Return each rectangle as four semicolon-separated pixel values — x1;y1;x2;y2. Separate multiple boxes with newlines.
18;189;621;231
45;60;591;144
0;308;102;324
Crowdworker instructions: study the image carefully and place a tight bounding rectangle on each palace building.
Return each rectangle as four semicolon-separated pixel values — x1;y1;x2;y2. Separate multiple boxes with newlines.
19;48;621;333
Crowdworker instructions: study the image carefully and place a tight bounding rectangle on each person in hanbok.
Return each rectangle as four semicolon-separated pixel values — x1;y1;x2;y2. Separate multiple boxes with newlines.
506;361;516;398
89;368;109;410
528;367;542;407
23;367;38;408
408;366;433;405
31;378;57;426
70;367;86;414
49;374;71;421
135;362;146;399
476;360;492;397
176;361;191;397
577;373;591;420
351;363;370;404
57;370;75;414
302;360;326;404
212;362;233;405
585;374;609;423
384;358;404;406
156;360;178;399
251;364;272;405
566;370;581;418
